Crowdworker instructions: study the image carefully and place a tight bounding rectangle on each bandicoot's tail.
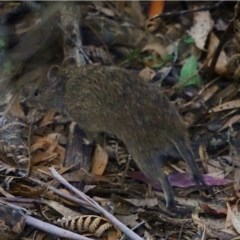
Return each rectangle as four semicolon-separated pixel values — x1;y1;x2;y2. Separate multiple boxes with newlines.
169;137;209;190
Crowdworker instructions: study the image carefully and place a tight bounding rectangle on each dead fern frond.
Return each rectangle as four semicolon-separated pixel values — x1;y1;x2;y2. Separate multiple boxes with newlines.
55;215;120;238
0;115;30;176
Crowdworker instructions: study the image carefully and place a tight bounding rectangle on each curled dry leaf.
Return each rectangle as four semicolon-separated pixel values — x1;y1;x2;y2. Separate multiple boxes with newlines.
142;42;168;59
207;33;228;75
139;67;156;82
189;9;214;50
10;182;46;198
91;144;108;176
39;109;57;127
31;151;59;165
31;134;65;166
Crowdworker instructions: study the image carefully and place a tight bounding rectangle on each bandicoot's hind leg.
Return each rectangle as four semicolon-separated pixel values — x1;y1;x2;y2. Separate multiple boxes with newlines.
158;170;176;210
145;155;176;210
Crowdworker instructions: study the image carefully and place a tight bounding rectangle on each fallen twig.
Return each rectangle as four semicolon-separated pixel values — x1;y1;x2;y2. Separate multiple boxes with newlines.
50;167;143;240
25;215;94;240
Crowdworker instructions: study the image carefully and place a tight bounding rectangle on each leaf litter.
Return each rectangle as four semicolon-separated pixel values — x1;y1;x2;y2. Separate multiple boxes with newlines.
0;1;240;239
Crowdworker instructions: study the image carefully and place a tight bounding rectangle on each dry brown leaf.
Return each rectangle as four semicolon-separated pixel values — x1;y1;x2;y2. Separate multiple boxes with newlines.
31;138;52;152
89;174;112;184
57;189;80;207
232;205;240;234
148;1;165;18
193;209;229;238
198;144;209;162
91;144;108;176
207;33;228;75
5;96;25;119
31;134;62;151
201;85;219;102
209;99;240;113
206;158;226;177
144;231;155;240
189;9;214;50
39;110;56;127
200;203;227;216
31;134;65;166
218;115;240;132
34;232;47;240
192;211;206;230
106;228;122;240
116;214;139;229
225;203;240;236
33;165;60;177
10;183;46;198
44;198;78;215
31;151;59;165
234;166;240;198
225;202;233;230
139;67;156;82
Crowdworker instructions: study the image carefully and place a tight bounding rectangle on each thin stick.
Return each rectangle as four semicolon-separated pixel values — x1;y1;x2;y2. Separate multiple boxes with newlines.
25;215;94;240
50;167;143;240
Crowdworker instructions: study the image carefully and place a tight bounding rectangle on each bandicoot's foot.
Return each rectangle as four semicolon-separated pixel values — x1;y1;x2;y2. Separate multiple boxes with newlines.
166;199;176;211
164;201;193;217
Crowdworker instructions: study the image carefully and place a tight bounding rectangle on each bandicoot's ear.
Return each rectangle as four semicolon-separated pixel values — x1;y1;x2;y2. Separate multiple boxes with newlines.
47;65;60;87
62;56;77;68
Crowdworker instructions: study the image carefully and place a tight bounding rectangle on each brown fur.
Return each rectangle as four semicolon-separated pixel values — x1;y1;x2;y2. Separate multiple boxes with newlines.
29;64;208;209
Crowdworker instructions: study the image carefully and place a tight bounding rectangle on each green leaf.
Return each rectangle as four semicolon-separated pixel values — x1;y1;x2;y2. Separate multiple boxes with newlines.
182;35;195;44
179;55;202;87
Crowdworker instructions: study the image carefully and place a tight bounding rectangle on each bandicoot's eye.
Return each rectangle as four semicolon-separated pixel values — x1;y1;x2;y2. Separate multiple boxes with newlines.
33;89;39;97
